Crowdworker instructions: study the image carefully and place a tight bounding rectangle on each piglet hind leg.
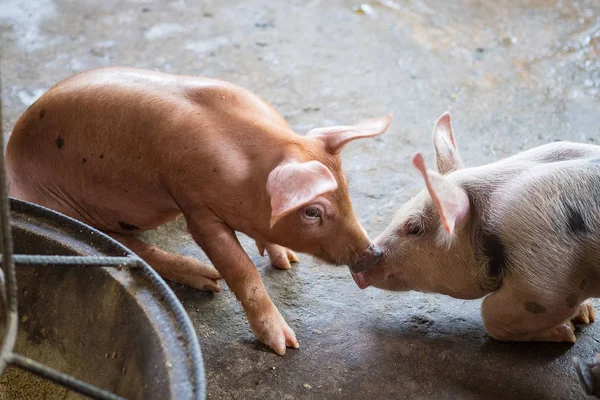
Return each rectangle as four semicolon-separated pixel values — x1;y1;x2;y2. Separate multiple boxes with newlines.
108;233;222;292
481;285;584;343
256;241;299;270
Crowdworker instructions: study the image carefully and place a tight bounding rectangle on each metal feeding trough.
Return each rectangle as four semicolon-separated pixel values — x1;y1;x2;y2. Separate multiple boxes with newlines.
0;199;206;399
0;75;205;398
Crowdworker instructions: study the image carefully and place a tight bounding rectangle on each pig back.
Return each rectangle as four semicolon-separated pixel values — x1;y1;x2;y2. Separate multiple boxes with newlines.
487;159;600;289
6;70;195;229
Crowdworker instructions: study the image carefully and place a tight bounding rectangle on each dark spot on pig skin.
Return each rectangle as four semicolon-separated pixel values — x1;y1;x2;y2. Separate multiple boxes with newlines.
566;293;579;309
524;301;546;314
118;221;140;231
566;205;587;234
581;279;588;289
99;153;104;159
81;158;87;164
39;109;45;119
55;136;64;149
213;167;220;173
481;231;507;282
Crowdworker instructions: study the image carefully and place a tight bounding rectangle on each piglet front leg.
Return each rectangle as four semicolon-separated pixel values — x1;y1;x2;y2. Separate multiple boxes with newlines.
189;218;299;355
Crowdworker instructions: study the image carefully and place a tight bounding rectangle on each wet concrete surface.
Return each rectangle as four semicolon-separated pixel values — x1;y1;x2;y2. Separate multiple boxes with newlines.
2;0;600;398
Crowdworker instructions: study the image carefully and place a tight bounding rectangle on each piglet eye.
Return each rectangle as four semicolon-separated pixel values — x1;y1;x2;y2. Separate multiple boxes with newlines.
406;222;424;235
303;207;321;219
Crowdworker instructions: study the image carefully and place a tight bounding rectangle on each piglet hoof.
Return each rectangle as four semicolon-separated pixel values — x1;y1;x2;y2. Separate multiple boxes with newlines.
550;321;577;343
170;256;222;293
266;244;298;270
249;307;299;356
573;300;596;325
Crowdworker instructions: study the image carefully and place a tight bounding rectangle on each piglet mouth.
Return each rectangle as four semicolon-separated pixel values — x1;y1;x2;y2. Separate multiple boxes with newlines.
349;243;383;273
351;271;369;290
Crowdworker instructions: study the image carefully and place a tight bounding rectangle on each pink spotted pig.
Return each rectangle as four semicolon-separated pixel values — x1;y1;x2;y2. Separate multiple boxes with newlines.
354;111;600;344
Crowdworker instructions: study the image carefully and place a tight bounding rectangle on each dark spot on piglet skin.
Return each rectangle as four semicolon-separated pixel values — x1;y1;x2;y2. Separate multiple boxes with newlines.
99;153;104;159
118;221;140;231
524;301;546;314
82;158;87;164
580;279;588;289
55;136;64;149
566;205;587;234
566;293;579;309
39;109;45;119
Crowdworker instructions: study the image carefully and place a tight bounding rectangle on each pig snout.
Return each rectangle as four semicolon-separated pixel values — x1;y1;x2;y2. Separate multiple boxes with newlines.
349;244;382;291
349;243;383;273
349;239;393;290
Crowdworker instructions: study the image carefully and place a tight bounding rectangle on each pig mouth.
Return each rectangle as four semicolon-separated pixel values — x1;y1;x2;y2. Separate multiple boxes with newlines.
348;244;383;273
351;271;369;290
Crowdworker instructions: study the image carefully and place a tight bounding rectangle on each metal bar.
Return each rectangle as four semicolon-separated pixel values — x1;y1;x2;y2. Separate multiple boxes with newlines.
9;353;127;400
0;58;20;376
10;255;138;267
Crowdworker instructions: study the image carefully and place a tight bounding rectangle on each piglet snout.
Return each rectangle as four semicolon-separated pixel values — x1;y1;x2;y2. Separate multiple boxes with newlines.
349;243;383;273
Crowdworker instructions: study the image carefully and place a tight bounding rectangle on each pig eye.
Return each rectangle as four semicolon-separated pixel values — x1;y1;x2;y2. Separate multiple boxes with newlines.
406;221;424;235
303;207;321;220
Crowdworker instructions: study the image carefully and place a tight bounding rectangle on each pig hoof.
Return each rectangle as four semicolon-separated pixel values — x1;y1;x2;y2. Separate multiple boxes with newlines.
551;321;577;343
263;322;299;356
573;300;596;325
249;310;299;355
163;256;222;292
265;244;298;270
195;277;222;292
286;248;299;263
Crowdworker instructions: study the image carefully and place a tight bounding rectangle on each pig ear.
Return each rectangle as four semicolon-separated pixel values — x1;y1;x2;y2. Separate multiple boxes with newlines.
267;160;338;228
433;112;464;175
306;113;393;154
412;152;469;235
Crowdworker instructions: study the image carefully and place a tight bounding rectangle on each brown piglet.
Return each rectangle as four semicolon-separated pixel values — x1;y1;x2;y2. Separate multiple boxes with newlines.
6;67;392;355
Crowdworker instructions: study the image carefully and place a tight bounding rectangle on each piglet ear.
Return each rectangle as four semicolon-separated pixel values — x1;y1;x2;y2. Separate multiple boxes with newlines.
267;160;338;228
412;152;469;234
306;113;393;154
433;112;463;175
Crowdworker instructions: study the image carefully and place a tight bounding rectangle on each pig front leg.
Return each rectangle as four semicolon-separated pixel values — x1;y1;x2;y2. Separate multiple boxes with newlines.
481;285;595;343
108;233;222;292
255;241;299;270
189;220;299;355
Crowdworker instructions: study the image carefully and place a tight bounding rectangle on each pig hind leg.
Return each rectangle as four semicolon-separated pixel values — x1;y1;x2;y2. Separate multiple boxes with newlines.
573;300;596;325
109;233;222;292
481;283;590;343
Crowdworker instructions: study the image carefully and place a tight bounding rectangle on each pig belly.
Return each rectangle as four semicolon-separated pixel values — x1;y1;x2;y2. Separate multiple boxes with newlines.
8;166;181;233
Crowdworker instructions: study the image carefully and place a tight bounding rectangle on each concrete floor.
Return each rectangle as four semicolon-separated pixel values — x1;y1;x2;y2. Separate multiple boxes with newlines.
2;0;600;398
